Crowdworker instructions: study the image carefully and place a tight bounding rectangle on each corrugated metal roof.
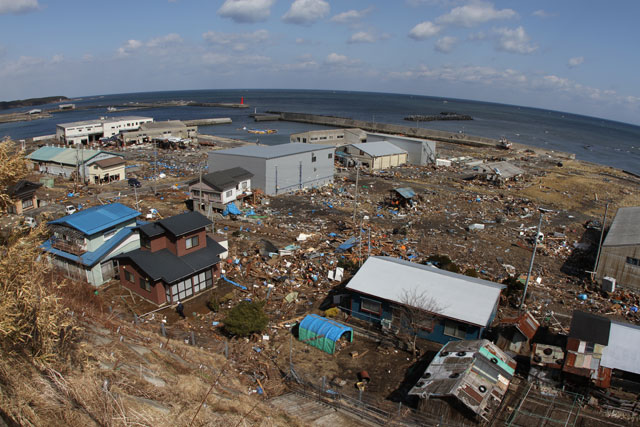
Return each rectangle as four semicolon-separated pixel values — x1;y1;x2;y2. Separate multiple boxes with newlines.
349;141;407;157
601;321;640;375
345;257;504;327
49;203;140;235
408;339;515;419
27;146;122;166
394;187;416;199
603;206;640;246
209;143;334;159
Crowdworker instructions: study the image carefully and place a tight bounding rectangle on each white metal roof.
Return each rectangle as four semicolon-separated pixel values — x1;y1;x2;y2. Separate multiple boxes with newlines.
603;206;640;247
57;116;152;128
349;141;407;157
209;142;334;159
345;257;504;327
600;321;640;375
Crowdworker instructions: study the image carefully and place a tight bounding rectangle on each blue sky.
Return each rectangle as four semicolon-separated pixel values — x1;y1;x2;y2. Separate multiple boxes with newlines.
1;0;639;125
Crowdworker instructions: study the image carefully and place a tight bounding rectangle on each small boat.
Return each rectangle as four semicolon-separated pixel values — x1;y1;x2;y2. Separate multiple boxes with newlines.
244;127;277;135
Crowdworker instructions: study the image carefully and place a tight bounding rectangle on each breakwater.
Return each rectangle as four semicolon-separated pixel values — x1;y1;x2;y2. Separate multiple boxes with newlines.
268;111;500;148
404;112;472;122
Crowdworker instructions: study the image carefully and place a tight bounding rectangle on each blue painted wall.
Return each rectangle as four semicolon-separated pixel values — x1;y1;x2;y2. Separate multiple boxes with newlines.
349;292;488;345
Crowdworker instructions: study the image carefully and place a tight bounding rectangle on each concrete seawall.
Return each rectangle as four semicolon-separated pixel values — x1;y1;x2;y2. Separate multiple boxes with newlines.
270;111;501;148
185;118;232;126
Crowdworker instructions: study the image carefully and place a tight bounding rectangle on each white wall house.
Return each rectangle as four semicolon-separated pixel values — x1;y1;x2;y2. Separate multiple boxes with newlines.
56;116;153;145
188;167;254;211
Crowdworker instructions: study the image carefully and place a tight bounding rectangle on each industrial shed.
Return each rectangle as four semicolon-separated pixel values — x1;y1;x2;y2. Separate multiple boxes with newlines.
208;143;334;196
365;133;436;165
27;146;124;181
596;206;640;291
298;314;353;355
336;141;407;170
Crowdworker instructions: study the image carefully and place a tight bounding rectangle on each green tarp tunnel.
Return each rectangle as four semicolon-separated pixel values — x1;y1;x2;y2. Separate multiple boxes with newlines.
298;314;353;355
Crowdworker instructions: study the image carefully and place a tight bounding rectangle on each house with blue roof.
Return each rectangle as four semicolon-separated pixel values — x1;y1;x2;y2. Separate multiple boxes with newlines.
42;203;142;286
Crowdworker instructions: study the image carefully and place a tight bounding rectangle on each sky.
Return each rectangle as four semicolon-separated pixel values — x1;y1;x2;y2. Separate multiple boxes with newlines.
1;0;639;125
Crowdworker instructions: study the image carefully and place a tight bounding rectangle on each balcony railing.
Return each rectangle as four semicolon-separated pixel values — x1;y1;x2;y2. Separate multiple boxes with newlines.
50;237;86;256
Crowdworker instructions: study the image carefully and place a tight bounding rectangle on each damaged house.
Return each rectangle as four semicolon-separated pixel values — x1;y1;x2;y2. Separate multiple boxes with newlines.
471;161;524;184
42;203;142;285
345;257;505;344
409;339;516;422
114;211;226;305
188;167;253;213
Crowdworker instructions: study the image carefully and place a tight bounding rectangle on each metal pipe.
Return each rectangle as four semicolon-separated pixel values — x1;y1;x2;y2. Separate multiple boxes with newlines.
520;212;544;309
593;202;610;275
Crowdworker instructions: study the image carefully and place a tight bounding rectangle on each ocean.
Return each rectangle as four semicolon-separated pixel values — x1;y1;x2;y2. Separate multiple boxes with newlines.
2;89;639;175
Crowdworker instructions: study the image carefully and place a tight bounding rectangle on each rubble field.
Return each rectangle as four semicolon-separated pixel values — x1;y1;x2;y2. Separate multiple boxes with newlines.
11;137;640;422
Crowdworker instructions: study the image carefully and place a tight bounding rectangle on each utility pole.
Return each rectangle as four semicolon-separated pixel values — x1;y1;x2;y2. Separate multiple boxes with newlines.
153;141;157;195
74;144;79;193
593;202;610;276
520;211;544;309
352;165;359;223
134;185;139;211
199;165;203;213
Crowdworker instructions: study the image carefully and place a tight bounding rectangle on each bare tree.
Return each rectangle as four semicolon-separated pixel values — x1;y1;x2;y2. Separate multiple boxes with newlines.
397;288;443;358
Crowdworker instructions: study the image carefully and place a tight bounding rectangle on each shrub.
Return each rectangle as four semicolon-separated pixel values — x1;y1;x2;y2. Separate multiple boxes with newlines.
426;254;460;273
223;300;268;337
503;276;524;297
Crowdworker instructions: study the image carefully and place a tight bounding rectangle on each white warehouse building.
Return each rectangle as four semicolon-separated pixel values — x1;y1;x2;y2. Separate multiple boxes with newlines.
56;116;154;145
208;143;335;196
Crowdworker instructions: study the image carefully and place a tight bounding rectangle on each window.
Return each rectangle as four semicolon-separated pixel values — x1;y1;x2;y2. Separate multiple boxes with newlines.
139;277;151;292
328;153;333;159
627;257;639;266
337;135;343;139
21;199;33;209
104;228;117;241
444;320;467;339
186;235;199;249
225;190;233;198
241;181;248;189
311;153;317;162
124;270;134;283
360;297;382;315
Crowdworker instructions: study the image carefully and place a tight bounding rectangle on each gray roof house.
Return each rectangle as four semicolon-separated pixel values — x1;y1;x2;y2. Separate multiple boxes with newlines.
208;143;334;196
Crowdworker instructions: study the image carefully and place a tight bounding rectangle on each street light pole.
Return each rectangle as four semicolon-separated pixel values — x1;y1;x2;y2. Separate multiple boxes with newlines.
520;211;544;310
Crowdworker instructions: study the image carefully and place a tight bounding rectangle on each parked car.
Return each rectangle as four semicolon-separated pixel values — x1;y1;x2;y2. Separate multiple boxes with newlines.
128;178;142;188
65;205;76;215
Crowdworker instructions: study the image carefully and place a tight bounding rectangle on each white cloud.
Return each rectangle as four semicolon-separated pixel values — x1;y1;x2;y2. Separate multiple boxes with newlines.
348;31;386;44
0;56;45;77
437;1;516;28
409;21;441;40
435;36;457;53
276;55;319;71
202;52;271;67
218;0;275;23
0;0;39;14
203;30;269;52
493;26;537;54
533;9;552;18
330;7;373;24
283;0;330;25
568;56;584;68
147;33;183;49
325;53;360;66
51;54;64;64
117;39;143;57
389;64;528;87
116;34;184;57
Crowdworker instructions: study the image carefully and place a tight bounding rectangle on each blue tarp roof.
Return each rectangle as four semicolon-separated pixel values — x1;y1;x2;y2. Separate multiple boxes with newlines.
222;202;242;216
336;236;359;253
299;314;353;343
41;226;136;267
49;203;140;235
394;187;416;199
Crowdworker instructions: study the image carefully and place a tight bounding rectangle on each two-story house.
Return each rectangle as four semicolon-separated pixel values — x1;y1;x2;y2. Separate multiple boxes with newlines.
114;211;226;305
42;203;142;285
188;167;253;213
6;179;42;214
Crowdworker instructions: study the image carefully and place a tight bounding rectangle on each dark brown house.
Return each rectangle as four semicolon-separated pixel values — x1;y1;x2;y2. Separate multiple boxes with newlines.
7;180;41;214
115;211;226;305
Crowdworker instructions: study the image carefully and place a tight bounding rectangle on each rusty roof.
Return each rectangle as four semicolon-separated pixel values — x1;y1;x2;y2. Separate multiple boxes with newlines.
93;157;126;168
